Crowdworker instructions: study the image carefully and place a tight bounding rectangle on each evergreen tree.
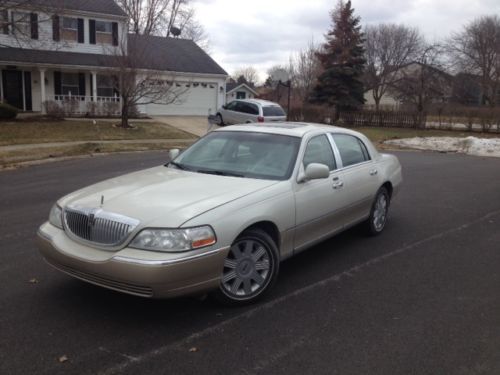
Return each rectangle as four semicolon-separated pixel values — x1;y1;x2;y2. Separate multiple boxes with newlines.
310;0;366;112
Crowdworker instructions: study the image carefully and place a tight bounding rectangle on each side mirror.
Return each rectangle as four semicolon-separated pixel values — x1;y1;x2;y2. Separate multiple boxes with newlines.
169;148;180;160
222;104;227;110
304;163;329;181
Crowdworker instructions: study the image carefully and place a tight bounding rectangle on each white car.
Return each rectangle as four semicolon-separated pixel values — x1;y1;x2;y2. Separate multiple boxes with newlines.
37;123;402;305
216;99;286;125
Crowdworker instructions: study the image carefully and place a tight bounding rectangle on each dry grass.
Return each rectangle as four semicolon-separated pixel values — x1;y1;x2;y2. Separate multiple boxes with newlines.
0;140;195;168
0;119;194;146
350;126;498;146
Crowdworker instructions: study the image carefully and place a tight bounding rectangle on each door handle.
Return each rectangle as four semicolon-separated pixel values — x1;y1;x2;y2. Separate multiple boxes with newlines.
369;169;378;176
332;181;344;189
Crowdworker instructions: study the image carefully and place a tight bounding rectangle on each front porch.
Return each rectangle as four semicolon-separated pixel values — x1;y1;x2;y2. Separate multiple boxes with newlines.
0;66;121;116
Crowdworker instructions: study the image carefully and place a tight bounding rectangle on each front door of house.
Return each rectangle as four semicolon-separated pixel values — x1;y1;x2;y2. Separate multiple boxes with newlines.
2;70;24;109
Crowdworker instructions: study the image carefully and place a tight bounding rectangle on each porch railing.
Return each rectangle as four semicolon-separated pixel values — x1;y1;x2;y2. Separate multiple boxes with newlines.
45;95;121;116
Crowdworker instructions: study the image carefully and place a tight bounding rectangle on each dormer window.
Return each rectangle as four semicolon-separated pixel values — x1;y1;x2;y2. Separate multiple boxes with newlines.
95;20;112;44
62;17;77;41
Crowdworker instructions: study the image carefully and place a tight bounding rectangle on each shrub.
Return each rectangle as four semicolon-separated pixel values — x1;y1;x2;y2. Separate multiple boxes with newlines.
43;100;65;119
0;102;19;120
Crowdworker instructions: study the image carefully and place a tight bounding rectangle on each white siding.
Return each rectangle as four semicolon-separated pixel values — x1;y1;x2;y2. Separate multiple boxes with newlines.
0;9;127;55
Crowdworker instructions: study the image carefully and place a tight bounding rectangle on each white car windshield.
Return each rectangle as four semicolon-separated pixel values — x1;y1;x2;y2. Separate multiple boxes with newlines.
170;131;301;180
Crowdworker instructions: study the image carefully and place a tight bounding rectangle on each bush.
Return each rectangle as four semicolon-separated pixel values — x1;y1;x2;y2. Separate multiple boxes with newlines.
0;102;19;120
43;100;65;119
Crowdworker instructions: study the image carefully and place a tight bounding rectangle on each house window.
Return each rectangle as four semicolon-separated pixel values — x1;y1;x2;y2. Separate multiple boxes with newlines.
61;73;80;96
95;20;112;44
1;10;8;34
97;75;115;97
61;17;77;41
12;12;30;36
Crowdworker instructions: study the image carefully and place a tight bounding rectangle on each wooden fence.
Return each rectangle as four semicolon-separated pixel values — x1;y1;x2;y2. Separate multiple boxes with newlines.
339;110;427;129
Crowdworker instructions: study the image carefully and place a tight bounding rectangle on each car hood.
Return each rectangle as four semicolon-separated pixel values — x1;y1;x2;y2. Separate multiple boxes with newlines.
59;166;279;228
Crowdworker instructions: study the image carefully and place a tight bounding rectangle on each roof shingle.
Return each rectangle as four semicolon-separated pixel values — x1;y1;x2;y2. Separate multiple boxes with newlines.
12;0;127;17
0;35;227;76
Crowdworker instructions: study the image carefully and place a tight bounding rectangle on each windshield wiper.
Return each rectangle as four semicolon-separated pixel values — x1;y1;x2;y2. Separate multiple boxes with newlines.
168;161;190;170
197;169;244;178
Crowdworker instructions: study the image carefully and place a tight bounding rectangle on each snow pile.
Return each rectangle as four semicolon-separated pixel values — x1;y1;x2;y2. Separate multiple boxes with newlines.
384;136;500;158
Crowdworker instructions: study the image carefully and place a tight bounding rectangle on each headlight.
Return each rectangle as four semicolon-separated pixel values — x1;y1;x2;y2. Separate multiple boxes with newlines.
130;226;216;252
49;204;63;229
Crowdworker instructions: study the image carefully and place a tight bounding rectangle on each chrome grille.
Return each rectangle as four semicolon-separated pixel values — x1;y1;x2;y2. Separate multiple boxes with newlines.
63;206;139;247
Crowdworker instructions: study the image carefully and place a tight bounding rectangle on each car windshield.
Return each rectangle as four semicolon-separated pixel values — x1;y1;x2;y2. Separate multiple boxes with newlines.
170;131;301;180
263;106;286;117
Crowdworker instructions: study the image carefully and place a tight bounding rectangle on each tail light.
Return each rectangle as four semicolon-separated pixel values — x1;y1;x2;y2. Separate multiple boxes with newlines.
257;116;265;122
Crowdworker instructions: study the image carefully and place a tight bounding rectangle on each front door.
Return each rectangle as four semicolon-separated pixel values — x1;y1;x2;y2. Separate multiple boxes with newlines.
2;70;24;109
294;134;347;251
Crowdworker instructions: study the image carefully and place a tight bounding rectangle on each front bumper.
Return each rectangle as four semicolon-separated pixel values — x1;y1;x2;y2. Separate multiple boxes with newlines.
36;222;230;298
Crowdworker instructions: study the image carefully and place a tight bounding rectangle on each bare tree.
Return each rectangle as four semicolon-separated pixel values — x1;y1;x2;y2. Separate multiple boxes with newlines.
232;66;259;86
388;44;452;112
289;40;321;102
109;37;189;128
0;0;66;49
117;0;210;50
447;15;500;107
364;23;423;110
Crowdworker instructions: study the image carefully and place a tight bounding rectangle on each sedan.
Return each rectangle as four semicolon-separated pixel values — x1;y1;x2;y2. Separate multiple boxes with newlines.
37;123;402;305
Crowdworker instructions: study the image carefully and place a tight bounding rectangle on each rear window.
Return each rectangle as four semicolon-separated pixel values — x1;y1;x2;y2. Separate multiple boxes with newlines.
263;106;285;117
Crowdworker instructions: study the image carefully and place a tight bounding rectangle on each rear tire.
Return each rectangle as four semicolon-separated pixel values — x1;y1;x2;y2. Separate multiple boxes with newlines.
365;187;390;236
212;228;279;306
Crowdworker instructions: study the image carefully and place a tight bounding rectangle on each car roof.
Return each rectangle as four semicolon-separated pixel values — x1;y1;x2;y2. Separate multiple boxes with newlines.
235;99;281;107
215;122;364;138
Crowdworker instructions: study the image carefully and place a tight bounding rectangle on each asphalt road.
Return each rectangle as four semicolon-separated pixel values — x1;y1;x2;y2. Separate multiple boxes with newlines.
1;150;500;375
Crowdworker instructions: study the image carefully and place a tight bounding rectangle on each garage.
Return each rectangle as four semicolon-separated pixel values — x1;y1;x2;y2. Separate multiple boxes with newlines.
145;82;219;116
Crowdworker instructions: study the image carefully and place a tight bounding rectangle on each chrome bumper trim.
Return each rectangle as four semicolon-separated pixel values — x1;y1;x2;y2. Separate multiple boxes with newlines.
111;246;230;266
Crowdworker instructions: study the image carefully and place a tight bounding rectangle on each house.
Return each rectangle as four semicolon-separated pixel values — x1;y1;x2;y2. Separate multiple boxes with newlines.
364;62;453;110
0;0;227;116
225;82;257;102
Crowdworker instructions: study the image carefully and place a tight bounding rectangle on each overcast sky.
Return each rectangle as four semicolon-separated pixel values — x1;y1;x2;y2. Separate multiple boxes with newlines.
192;0;500;82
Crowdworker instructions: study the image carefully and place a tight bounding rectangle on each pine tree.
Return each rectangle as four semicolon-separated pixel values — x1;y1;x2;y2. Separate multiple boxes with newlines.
310;0;366;112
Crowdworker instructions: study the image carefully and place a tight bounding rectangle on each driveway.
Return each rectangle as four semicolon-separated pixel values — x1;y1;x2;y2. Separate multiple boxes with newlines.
1;151;499;374
154;116;221;137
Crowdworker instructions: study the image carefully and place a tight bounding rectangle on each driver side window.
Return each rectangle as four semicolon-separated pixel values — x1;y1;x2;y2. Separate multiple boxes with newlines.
303;135;336;171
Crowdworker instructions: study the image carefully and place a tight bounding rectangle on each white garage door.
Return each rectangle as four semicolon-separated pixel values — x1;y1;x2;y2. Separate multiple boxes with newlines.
146;84;218;116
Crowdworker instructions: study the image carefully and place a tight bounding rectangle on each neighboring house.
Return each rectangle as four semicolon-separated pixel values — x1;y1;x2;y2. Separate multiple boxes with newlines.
225;82;257;102
0;0;227;116
364;62;453;110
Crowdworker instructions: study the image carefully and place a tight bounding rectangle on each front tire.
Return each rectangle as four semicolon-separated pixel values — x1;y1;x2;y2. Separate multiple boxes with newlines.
365;186;390;236
216;113;224;126
212;228;279;306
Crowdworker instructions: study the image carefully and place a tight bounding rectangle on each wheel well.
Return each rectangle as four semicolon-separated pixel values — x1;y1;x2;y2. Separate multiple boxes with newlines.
382;181;393;198
243;221;281;248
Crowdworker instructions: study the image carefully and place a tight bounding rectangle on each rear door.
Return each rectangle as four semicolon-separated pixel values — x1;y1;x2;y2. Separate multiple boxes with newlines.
330;133;380;226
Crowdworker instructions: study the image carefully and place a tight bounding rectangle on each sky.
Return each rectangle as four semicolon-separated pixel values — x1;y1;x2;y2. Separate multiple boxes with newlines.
192;0;500;82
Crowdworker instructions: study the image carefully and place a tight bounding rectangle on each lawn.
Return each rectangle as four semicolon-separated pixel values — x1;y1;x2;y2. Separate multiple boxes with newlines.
1;120;498;168
351;126;498;146
0;119;194;146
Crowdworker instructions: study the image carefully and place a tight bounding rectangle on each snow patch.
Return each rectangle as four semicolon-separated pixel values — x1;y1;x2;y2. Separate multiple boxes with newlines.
384;136;500;158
